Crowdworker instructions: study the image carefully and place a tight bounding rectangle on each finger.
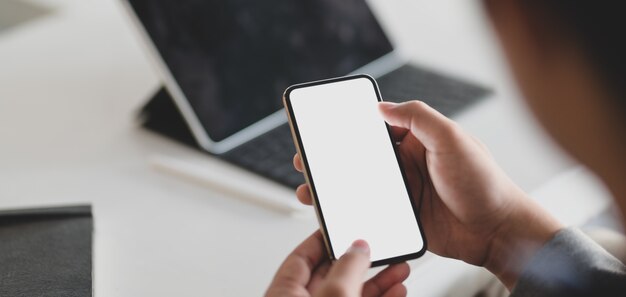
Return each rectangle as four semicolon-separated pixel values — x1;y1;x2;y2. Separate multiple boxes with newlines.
379;101;458;152
471;135;491;154
269;231;326;289
362;263;410;297
381;283;407;297
293;154;304;172
296;184;313;205
307;261;331;292
315;240;371;297
388;125;409;142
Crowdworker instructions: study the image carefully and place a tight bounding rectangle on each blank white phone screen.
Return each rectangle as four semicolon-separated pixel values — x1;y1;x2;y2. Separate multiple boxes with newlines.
288;76;424;262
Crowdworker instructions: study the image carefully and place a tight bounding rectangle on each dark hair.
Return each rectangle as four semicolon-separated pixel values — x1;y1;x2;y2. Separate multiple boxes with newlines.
526;2;626;105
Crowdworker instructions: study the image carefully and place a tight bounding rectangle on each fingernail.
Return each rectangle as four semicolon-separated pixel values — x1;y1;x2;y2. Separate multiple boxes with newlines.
347;240;370;255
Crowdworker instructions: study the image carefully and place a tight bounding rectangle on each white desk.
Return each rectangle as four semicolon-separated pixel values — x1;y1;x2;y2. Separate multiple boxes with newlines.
1;0;601;296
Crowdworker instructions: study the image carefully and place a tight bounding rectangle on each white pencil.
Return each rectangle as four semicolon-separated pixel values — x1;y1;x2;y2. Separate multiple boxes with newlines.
149;154;308;215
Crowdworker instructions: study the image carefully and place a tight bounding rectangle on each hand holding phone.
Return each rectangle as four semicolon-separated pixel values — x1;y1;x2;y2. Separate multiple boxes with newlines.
283;75;426;266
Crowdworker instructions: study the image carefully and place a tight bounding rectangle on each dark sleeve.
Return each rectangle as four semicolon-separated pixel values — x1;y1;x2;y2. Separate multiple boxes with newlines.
510;228;626;297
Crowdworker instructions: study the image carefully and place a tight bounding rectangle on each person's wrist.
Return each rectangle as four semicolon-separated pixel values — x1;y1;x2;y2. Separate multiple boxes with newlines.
483;189;563;290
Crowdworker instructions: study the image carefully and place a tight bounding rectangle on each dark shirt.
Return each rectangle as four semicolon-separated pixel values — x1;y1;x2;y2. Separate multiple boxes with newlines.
511;228;626;296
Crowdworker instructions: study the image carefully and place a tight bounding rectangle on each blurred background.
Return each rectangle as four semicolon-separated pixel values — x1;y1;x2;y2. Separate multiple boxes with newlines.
0;0;616;296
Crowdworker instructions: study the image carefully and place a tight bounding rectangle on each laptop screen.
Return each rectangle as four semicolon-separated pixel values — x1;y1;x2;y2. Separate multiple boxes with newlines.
127;0;394;142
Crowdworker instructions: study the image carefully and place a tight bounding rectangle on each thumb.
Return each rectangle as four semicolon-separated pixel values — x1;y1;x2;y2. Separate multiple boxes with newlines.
379;101;457;152
316;240;371;297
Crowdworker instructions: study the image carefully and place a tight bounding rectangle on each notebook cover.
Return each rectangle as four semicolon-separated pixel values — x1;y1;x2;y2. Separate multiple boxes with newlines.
0;205;93;297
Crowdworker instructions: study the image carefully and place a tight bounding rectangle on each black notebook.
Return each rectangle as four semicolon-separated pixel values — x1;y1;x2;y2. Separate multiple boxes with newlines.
0;205;93;297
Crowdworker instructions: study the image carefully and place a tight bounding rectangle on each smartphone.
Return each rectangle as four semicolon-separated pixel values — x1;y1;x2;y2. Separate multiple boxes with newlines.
283;74;426;266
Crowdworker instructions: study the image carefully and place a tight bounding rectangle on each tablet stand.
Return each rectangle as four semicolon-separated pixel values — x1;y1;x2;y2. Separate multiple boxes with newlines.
138;86;199;149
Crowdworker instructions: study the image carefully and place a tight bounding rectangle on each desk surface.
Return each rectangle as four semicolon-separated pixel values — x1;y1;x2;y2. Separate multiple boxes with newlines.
0;0;578;296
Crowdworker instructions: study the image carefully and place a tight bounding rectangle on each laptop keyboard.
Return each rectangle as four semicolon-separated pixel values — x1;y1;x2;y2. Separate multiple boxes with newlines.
222;64;491;189
222;124;304;188
376;64;491;116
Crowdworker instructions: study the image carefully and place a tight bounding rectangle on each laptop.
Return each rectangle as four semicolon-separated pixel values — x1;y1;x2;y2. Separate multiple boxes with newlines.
121;0;490;189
